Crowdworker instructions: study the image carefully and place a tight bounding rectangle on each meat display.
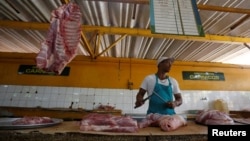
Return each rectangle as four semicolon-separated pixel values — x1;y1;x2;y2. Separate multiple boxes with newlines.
12;116;53;125
79;113;138;133
138;113;187;131
195;109;234;125
36;3;82;74
95;104;115;110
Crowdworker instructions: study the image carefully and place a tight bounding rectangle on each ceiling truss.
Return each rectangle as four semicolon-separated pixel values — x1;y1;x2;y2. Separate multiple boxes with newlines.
1;2;250;59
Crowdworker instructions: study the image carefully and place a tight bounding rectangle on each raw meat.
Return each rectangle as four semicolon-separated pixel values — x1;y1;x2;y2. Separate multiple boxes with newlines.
159;114;187;131
12;116;53;125
138;113;187;131
79;113;138;133
195;109;234;125
36;3;82;74
96;104;115;110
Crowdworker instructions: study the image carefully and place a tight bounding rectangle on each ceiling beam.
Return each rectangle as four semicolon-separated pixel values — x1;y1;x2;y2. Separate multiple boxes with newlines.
197;4;250;15
1;20;250;44
88;0;250;15
86;0;149;4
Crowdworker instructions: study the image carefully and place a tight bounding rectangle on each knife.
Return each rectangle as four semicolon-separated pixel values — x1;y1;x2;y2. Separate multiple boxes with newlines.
233;118;250;125
152;91;167;103
134;94;152;109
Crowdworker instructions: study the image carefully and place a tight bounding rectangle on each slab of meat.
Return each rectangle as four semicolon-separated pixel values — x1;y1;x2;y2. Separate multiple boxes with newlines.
79;113;138;133
12;116;53;125
195;109;234;125
95;104;115;110
36;3;81;74
138;113;187;131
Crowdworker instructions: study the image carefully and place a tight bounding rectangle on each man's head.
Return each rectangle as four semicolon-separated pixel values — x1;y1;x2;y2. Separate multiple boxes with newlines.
157;57;174;72
157;57;174;67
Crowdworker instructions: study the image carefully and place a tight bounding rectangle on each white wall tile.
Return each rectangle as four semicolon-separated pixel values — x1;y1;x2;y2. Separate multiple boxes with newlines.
6;85;15;93
0;85;8;92
85;102;94;110
22;86;30;94
14;85;23;93
66;87;74;94
58;87;67;94
0;85;250;115
41;101;49;108
57;93;66;102
64;94;73;102
87;88;95;95
43;87;51;93
26;100;35;107
57;101;66;108
11;100;19;107
48;100;57;108
18;100;26;107
86;95;95;103
29;86;38;94
51;87;59;94
73;87;81;94
36;86;45;94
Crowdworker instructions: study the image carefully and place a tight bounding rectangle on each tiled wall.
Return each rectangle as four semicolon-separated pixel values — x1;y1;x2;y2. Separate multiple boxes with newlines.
0;85;250;115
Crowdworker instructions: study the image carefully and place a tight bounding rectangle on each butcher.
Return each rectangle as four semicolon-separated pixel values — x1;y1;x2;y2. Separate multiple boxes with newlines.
134;57;186;131
135;56;183;115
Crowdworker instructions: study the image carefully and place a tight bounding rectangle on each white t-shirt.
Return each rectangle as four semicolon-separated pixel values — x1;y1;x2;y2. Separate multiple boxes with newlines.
140;74;181;96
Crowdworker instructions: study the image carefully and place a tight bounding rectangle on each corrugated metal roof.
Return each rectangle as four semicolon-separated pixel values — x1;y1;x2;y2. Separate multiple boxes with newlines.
1;0;250;65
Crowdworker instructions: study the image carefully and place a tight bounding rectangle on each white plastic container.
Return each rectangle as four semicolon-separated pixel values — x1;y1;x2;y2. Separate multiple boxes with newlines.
213;99;229;114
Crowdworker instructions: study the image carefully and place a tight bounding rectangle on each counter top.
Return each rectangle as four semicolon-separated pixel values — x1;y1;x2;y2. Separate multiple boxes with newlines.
7;120;207;135
0;120;208;141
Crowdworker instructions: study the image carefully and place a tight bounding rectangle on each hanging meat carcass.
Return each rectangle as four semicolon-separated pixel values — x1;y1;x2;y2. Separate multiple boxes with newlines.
36;3;82;75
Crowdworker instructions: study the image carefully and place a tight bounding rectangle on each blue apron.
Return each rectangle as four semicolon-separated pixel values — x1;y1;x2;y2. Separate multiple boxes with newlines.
147;75;175;115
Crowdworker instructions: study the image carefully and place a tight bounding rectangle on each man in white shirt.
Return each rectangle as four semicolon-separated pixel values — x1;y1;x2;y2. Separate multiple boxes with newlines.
135;57;182;115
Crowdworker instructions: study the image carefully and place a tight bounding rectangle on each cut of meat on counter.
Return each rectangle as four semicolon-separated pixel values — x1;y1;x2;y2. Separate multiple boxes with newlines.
138;113;187;132
36;2;82;75
96;104;115;110
12;116;53;125
79;113;139;133
195;109;234;125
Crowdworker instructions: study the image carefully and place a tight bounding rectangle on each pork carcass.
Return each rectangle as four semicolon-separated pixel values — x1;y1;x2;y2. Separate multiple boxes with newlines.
12;116;53;125
138;113;187;131
195;110;234;125
79;113;139;133
36;3;81;74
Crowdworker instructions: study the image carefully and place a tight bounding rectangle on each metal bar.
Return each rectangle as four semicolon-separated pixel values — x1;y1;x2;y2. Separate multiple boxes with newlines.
152;91;167;103
1;20;250;44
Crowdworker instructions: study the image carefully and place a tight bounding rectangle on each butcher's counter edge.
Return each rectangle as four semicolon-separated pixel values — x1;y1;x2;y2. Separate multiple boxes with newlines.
1;106;249;120
0;106;122;120
0;120;208;141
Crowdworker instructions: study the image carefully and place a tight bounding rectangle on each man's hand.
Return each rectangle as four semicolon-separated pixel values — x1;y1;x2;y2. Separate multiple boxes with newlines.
134;88;146;108
135;98;144;108
166;101;177;108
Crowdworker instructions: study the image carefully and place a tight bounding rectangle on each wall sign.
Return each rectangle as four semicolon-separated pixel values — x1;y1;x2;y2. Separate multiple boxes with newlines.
182;71;225;81
150;0;204;36
18;65;70;76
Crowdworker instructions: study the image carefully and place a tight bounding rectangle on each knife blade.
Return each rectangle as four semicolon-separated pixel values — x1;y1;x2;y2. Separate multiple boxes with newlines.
152;91;167;103
233;118;250;125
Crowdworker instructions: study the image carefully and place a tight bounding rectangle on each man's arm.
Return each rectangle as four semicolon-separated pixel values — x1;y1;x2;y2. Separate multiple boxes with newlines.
166;93;182;108
135;88;147;108
174;93;182;106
